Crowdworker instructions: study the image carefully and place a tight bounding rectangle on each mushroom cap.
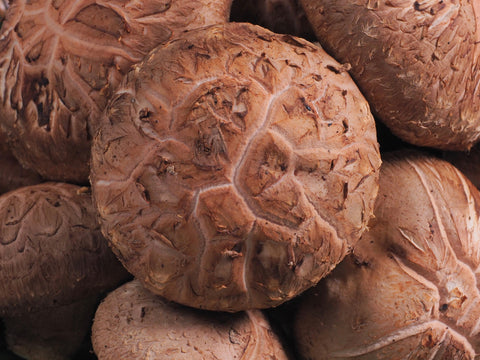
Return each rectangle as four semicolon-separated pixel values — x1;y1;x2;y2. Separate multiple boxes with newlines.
0;147;42;195
90;22;381;311
230;0;315;40
300;0;480;151
0;182;129;316
0;0;233;183
92;279;288;360
294;151;480;359
444;147;480;190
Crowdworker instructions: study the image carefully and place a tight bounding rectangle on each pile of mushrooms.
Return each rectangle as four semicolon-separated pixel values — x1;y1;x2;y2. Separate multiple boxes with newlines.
1;0;480;359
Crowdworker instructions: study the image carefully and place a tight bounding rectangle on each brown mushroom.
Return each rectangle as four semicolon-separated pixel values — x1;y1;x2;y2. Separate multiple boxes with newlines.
92;279;288;359
0;0;233;183
444;146;480;190
300;0;480;151
230;0;315;40
90;22;381;311
294;151;480;359
0;183;130;359
0;146;43;194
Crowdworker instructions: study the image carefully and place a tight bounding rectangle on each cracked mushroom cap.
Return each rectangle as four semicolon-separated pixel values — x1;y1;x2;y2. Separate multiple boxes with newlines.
0;182;129;316
294;151;480;359
92;279;288;360
300;0;480;151
90;22;381;311
0;0;233;183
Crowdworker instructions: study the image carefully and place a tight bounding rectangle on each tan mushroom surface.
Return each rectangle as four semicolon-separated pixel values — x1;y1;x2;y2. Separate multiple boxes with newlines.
300;0;480;151
92;279;288;359
91;22;381;312
0;0;233;183
0;182;130;359
295;151;480;359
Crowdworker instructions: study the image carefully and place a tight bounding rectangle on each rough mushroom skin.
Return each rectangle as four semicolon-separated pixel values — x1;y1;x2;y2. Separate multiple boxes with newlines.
0;147;43;194
92;279;288;360
294;152;480;359
230;0;315;40
90;22;381;311
300;0;480;151
0;0;233;183
0;182;129;315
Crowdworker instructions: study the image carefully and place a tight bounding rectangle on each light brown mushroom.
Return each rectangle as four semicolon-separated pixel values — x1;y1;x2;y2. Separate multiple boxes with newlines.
294;151;480;359
0;183;130;360
300;0;480;151
92;279;288;360
0;0;233;183
90;22;381;312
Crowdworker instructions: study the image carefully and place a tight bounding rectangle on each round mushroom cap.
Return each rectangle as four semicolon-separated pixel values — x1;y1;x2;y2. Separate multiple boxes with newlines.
91;22;381;311
0;0;233;183
92;279;288;360
444;147;480;190
0;182;129;316
294;151;480;359
300;0;480;151
0;148;43;195
230;0;315;40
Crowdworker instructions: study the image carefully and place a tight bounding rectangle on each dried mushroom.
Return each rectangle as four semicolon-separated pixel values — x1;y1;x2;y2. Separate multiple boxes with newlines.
295;152;480;359
91;22;381;312
300;0;480;150
92;279;288;359
0;183;130;359
0;147;42;194
0;0;233;183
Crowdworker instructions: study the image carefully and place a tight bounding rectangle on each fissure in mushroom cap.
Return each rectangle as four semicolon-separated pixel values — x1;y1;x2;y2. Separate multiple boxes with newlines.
92;279;289;360
0;0;233;183
295;151;480;359
300;0;480;150
0;182;129;316
91;22;381;312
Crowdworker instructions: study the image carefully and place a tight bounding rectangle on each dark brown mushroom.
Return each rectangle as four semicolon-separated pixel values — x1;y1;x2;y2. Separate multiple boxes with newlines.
92;279;288;359
300;0;480;151
90;22;381;312
0;183;130;359
0;146;42;194
0;0;233;183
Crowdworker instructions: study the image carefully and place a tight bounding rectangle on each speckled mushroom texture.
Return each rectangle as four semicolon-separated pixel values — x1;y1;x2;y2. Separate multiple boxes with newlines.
230;0;315;40
294;152;480;359
0;182;128;315
92;279;288;359
90;22;381;312
300;0;480;151
0;0;233;183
